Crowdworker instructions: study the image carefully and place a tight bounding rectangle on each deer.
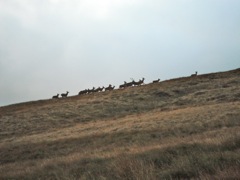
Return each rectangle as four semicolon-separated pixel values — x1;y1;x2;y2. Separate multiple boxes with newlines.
88;87;95;94
61;91;69;98
152;78;160;83
52;94;59;99
86;89;90;94
191;71;198;77
105;84;115;91
78;89;88;95
133;78;145;86
124;80;134;87
92;88;99;93
110;86;115;91
119;83;127;89
95;86;105;92
99;86;105;92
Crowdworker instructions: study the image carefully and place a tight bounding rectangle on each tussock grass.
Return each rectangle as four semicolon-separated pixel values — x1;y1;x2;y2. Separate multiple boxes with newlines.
110;156;156;180
0;68;240;179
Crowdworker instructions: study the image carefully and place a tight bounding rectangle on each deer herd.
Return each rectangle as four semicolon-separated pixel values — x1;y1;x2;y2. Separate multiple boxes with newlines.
52;78;147;99
52;72;198;99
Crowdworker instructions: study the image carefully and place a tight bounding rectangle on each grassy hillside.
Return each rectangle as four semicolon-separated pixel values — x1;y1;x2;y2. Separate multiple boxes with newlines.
0;68;240;179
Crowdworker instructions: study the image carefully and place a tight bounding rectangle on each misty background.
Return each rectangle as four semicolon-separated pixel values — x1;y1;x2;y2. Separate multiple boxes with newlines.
0;0;240;106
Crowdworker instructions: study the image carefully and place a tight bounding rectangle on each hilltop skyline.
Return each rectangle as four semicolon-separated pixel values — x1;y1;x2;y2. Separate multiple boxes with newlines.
1;0;240;106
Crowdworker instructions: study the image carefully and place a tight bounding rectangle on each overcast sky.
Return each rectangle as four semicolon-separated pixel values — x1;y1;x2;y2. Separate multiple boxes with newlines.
0;0;240;106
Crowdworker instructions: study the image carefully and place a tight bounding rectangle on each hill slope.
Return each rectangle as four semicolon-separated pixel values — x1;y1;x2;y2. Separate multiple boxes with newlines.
0;68;240;179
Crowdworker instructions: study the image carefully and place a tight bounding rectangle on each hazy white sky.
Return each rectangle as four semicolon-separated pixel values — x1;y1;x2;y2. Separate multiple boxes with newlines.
0;0;240;106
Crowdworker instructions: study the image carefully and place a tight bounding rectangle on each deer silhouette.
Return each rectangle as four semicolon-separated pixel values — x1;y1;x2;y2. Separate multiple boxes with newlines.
152;78;160;83
52;94;59;99
133;78;145;86
191;71;198;77
61;91;69;98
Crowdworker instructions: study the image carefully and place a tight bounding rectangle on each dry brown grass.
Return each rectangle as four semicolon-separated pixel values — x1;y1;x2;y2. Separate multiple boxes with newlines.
0;68;240;179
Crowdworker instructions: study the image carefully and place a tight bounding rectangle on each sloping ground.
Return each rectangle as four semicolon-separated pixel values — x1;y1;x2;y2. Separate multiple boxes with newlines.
0;68;240;179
